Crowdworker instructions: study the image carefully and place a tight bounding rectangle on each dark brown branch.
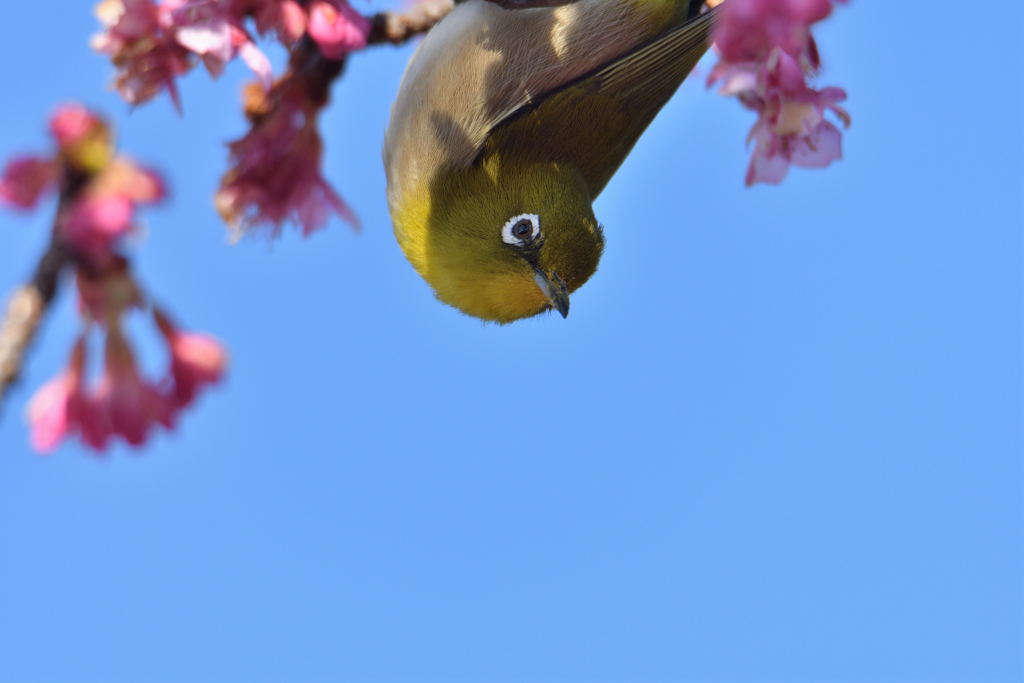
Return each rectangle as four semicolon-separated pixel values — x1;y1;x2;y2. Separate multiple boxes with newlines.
0;172;86;413
0;238;71;410
365;0;590;50
472;0;582;7
368;0;456;45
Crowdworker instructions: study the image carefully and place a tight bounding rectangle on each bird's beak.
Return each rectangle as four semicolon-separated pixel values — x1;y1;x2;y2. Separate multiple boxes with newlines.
532;267;570;318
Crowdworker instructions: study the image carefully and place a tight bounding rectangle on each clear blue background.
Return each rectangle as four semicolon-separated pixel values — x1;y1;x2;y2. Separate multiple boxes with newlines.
1;1;1021;680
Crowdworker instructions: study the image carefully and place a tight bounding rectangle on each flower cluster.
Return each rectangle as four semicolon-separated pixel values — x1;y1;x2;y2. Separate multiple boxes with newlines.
216;77;359;238
1;104;228;453
708;0;851;186
1;105;164;269
92;0;370;110
26;289;227;453
93;0;369;237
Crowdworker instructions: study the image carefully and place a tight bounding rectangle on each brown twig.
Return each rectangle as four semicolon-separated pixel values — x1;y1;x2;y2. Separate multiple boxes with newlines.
473;0;582;7
368;0;457;45
364;0;585;46
0;171;86;413
0;237;71;411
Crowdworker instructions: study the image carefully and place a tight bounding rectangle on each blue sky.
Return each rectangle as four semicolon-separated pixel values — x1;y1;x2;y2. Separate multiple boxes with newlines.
0;1;1021;680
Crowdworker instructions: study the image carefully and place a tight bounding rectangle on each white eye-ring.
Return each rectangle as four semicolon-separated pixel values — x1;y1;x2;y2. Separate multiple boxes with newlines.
501;213;541;246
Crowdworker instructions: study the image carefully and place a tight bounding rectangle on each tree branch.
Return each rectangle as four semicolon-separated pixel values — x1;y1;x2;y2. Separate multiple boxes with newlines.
0;238;70;411
368;0;457;45
363;0;635;47
0;170;86;413
470;0;582;7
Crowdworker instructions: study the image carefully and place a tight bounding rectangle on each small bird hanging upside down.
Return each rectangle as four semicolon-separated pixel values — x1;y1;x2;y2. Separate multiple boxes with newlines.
384;0;718;323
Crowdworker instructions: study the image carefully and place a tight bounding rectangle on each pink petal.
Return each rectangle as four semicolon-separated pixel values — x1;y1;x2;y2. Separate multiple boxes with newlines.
746;148;790;186
76;261;141;323
154;308;228;407
218;91;359;237
773;100;821;137
122;166;166;204
767;48;808;95
0;156;58;209
64;194;134;251
789;0;835;24
790;120;842;169
819;86;848;103
157;0;188;24
170;333;228;406
317;180;360;232
175;18;233;62
72;405;106;452
26;376;73;453
280;0;307;42
105;0;161;40
101;159;167;203
307;0;371;59
239;41;274;91
50;104;104;149
253;0;306;42
100;331;175;445
25;338;87;453
201;53;228;80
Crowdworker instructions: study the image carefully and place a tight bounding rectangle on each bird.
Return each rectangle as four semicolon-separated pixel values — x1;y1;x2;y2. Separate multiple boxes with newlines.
383;0;719;323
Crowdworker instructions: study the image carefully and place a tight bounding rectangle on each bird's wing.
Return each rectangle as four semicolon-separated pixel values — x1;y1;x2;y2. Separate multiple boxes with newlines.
384;0;666;209
482;5;718;199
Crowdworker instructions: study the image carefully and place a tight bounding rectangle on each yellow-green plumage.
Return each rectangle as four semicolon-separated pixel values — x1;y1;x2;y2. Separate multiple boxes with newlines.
384;0;718;323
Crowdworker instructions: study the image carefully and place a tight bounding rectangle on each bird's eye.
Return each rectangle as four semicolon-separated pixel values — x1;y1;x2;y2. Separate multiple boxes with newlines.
501;213;540;246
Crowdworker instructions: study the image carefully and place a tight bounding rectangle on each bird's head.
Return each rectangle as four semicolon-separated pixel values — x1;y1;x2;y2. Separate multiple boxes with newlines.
402;156;604;324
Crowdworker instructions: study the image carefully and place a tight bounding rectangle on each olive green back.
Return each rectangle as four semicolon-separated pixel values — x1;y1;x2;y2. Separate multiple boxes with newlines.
481;6;718;199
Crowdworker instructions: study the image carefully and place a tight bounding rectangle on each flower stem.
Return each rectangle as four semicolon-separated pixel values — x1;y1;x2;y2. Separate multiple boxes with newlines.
0;240;70;413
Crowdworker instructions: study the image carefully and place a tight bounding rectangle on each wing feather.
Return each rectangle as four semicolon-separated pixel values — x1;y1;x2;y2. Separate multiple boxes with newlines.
384;0;673;211
482;5;718;198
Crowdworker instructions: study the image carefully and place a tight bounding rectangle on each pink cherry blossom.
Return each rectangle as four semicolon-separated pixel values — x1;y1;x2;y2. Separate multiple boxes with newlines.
746;113;843;185
237;41;274;89
49;104;106;150
0;156;58;209
712;53;849;186
2;100;222;454
163;0;274;89
307;0;371;59
120;41;192;112
77;261;142;325
93;0;162;46
713;0;836;64
93;0;193;110
93;0;378;108
25;300;226;453
75;396;117;452
64;195;134;247
27;377;76;453
174;17;235;64
61;158;167;260
216;88;358;237
25;339;88;453
0;103;167;264
93;0;281;108
96;158;167;204
154;308;228;407
98;328;176;446
250;0;306;44
708;0;850;186
25;338;114;453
